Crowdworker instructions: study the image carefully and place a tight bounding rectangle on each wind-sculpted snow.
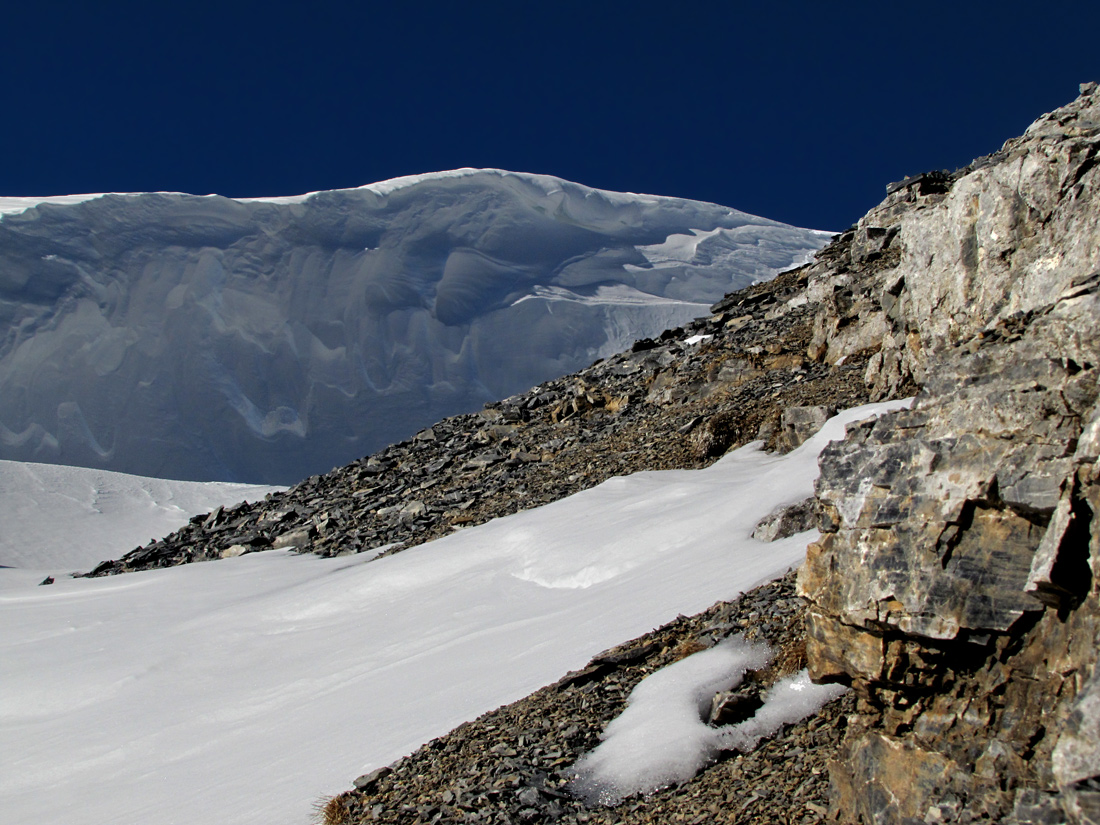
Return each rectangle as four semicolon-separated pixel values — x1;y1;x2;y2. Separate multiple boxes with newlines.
0;170;829;482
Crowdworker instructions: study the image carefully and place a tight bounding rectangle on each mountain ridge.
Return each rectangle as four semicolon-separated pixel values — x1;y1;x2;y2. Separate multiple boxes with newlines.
308;84;1100;824
0;170;827;483
12;85;1100;825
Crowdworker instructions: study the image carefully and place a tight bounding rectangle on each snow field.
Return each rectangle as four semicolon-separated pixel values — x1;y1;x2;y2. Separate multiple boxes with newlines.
0;459;284;571
0;170;828;484
0;400;909;825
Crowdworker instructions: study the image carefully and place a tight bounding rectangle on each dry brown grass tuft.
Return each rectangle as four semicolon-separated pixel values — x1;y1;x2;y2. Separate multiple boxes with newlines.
668;638;708;662
312;794;355;825
753;635;807;688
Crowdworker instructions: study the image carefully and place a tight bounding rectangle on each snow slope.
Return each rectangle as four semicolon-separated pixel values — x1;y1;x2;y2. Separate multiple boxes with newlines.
0;459;282;570
0;401;907;825
0;170;831;483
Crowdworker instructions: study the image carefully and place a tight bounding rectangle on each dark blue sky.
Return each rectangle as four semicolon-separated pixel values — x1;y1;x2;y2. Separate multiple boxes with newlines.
3;1;1097;231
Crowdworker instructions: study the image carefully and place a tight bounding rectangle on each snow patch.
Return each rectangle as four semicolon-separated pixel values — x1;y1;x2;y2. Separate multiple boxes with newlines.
570;649;847;806
0;390;906;825
717;670;848;752
0;459;283;569
569;638;771;806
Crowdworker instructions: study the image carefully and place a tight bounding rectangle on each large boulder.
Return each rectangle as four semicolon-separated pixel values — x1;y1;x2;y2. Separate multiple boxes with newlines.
798;84;1100;823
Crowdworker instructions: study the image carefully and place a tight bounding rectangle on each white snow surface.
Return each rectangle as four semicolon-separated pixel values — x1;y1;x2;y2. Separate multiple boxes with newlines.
569;639;848;806
0;169;830;483
717;669;848;752
0;193;116;214
0;401;907;825
569;637;771;806
0;459;283;570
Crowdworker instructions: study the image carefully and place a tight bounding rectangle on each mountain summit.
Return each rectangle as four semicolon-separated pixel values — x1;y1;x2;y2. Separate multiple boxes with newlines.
0;170;828;483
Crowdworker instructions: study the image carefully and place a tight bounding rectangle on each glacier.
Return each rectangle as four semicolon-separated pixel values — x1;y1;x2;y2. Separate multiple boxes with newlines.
0;169;830;483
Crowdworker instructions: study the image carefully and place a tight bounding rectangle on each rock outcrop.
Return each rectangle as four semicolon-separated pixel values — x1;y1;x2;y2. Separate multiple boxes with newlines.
798;83;1100;823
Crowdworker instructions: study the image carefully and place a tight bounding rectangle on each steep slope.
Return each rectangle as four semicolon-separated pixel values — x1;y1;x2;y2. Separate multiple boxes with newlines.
0;170;828;483
75;260;880;578
13;87;1096;825
317;84;1100;825
0;406;893;825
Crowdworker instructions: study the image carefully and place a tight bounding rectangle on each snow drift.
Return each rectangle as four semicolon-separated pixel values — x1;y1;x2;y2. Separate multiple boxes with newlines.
0;169;830;483
568;639;847;806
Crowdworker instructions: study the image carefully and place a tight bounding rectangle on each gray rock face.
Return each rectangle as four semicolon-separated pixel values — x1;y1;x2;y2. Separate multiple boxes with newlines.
798;85;1100;823
751;497;818;543
777;405;834;452
808;86;1100;403
0;170;828;483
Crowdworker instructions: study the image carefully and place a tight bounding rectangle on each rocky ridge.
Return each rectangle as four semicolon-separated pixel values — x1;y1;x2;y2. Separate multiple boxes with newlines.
79;85;1100;824
80;258;880;577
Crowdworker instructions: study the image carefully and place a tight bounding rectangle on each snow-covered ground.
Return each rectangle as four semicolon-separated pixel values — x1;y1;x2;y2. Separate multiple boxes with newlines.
0;459;283;571
0;401;907;825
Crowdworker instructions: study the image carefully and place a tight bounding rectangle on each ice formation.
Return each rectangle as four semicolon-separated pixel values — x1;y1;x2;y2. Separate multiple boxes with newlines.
0;170;830;482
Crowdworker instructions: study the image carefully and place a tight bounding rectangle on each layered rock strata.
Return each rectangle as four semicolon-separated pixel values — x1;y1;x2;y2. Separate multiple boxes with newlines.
798;83;1100;823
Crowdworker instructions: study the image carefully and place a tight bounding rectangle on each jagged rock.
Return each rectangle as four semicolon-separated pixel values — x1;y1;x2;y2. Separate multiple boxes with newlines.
751;497;818;542
799;84;1100;823
777;405;834;452
1055;668;1100;825
691;412;739;459
810;84;1100;404
708;690;763;726
272;526;314;550
353;766;392;792
828;734;964;825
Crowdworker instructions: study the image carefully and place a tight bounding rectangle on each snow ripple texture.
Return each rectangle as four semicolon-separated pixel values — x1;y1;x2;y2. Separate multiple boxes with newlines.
0;169;829;483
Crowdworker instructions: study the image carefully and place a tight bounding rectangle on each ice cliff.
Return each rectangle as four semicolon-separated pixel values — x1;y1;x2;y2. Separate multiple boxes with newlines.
0;170;828;482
